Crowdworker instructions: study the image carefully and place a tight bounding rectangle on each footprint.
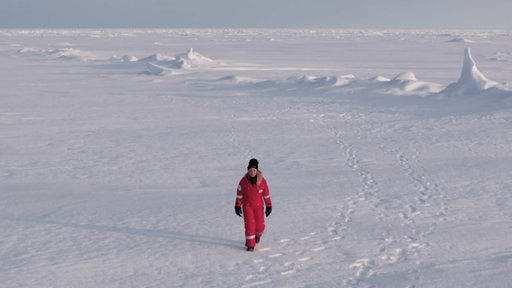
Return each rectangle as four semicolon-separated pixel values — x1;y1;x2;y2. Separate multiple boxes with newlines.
386;248;406;263
298;257;311;262
241;280;272;288
312;246;325;252
349;259;376;279
281;270;295;275
269;253;282;258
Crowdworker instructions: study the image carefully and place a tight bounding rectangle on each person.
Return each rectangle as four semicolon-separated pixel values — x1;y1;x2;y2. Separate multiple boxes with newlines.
235;158;272;251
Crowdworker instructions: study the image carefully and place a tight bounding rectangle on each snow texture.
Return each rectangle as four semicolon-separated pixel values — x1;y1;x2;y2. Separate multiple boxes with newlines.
1;29;512;288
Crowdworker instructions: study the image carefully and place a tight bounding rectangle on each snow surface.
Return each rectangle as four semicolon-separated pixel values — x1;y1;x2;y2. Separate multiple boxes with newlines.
1;29;512;287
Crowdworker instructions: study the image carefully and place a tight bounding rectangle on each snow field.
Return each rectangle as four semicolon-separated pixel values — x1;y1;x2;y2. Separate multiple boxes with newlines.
1;29;512;287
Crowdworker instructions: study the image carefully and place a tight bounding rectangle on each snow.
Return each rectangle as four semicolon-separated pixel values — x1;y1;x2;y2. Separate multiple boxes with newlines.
443;47;498;95
1;29;512;287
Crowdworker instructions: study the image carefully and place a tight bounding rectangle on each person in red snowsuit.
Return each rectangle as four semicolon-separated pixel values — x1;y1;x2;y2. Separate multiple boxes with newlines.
235;159;272;251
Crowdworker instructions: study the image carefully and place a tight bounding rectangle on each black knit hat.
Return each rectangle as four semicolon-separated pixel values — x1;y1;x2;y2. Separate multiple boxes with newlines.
247;158;259;170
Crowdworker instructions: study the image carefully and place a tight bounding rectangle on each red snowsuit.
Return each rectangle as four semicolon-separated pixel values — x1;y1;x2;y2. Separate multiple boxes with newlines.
235;172;272;248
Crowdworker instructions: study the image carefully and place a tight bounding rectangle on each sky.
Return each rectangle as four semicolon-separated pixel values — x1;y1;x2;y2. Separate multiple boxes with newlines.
1;0;511;29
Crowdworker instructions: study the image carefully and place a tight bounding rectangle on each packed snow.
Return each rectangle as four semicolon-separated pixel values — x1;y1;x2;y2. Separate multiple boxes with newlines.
1;29;512;287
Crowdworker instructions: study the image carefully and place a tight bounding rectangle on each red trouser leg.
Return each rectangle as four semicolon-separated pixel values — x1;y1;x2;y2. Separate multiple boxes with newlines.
254;205;265;240
243;205;265;248
243;205;256;247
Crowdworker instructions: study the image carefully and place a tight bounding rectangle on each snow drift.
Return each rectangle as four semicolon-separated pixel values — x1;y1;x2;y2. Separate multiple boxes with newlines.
163;48;508;99
170;48;214;69
135;48;215;74
18;47;90;61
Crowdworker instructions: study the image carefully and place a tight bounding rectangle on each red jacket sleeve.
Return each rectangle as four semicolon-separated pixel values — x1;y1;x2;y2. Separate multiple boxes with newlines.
262;178;272;207
235;181;244;207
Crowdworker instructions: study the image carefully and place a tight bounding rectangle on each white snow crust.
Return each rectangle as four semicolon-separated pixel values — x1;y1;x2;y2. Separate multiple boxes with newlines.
1;29;512;288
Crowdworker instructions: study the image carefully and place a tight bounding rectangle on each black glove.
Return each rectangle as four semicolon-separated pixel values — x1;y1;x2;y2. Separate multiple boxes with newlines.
265;206;272;217
235;206;243;217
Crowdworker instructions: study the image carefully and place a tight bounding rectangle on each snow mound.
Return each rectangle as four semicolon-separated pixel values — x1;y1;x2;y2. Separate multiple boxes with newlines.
146;62;175;76
120;55;138;62
378;72;444;96
170;48;214;69
369;75;391;82
441;48;498;96
242;72;443;97
392;72;417;81
211;71;444;97
137;49;215;74
17;47;38;53
287;75;337;86
215;75;261;83
448;37;474;43
284;75;356;88
138;53;175;63
17;47;90;61
49;48;92;61
334;74;357;86
109;55;139;62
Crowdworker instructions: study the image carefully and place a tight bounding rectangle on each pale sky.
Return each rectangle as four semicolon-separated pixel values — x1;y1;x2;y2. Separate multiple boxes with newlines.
1;0;511;29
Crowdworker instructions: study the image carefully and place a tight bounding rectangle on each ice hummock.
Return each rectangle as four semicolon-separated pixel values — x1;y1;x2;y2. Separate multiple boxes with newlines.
441;48;498;96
